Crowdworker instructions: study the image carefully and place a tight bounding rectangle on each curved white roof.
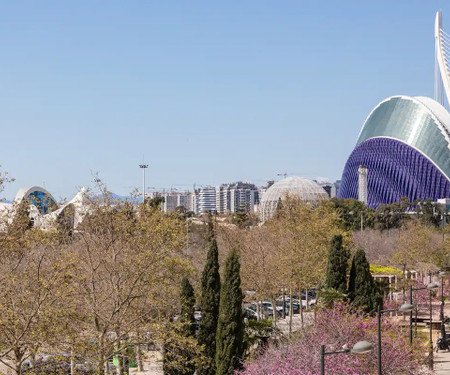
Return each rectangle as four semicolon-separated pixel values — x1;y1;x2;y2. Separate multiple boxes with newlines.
259;177;329;222
15;186;56;204
356;95;450;180
414;96;450;135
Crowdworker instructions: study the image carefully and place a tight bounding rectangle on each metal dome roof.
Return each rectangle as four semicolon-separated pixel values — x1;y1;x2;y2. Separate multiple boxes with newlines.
259;177;329;222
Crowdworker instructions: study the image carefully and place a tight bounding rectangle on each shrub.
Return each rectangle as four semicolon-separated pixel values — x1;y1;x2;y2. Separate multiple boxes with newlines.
238;304;430;375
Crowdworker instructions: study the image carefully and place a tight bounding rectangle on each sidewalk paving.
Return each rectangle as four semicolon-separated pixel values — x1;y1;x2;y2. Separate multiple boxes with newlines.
434;349;450;374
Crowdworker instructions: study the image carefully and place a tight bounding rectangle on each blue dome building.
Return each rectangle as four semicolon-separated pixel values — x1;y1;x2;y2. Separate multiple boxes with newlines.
338;95;450;208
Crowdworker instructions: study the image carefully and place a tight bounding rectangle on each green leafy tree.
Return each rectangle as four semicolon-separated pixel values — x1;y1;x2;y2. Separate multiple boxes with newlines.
215;248;245;375
324;235;349;293
328;198;375;231
163;277;196;375
348;248;381;314
198;237;221;375
147;196;165;209
374;197;411;231
415;199;442;227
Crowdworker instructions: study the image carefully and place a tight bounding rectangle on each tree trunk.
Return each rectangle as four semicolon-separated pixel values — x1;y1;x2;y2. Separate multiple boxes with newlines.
289;288;293;335
271;297;277;323
13;348;23;375
98;333;106;375
70;349;75;375
299;288;304;329
117;353;124;375
104;361;110;375
136;344;143;372
305;289;309;310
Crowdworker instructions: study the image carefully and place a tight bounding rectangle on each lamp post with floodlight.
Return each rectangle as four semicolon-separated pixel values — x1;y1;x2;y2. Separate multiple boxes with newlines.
320;341;373;375
377;303;414;375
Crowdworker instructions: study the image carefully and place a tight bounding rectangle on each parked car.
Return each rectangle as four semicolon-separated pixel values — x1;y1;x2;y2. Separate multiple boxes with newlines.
301;298;317;309
276;300;300;315
301;290;317;300
246;302;283;319
22;354;95;375
243;307;258;320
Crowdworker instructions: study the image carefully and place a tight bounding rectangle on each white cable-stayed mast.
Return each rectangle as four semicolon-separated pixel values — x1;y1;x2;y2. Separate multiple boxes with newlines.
435;11;450;107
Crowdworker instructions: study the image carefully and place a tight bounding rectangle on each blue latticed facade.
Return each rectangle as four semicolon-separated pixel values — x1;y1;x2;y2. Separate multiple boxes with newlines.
338;95;450;208
338;138;450;208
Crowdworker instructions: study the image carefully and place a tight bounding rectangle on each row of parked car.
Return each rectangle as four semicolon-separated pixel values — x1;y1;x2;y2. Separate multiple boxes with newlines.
243;290;317;320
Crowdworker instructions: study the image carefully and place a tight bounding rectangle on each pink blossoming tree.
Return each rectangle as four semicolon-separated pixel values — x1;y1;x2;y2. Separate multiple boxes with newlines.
238;304;431;375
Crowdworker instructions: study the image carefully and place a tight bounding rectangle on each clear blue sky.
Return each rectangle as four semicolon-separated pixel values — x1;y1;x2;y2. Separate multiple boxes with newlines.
1;1;449;200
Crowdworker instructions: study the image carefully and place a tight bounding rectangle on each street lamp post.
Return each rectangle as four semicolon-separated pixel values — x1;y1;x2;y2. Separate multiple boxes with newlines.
409;280;439;369
320;341;373;375
377;303;414;375
438;270;447;336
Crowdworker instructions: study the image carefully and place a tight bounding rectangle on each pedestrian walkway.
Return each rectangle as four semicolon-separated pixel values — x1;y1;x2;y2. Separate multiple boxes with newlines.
434;349;450;374
430;300;450;374
276;311;314;335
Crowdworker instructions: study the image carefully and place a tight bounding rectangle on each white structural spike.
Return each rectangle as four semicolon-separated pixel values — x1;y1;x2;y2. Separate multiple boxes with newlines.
435;11;450;107
358;165;368;205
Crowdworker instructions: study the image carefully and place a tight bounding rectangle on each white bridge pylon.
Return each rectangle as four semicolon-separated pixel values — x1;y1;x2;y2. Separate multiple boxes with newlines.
435;11;450;107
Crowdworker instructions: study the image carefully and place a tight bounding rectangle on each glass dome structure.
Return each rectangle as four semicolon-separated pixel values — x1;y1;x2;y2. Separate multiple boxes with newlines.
259;177;329;222
15;186;58;214
339;95;450;208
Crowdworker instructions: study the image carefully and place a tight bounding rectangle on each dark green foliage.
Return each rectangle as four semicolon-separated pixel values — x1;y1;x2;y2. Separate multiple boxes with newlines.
9;200;33;236
348;248;382;314
348;256;356;301
215;249;245;375
328;198;375;231
243;319;280;359
147;196;165;209
317;288;347;309
324;235;349;293
232;210;256;229
163;277;196;375
415;199;442;227
180;277;196;337
55;203;75;237
374;197;410;231
197;237;221;375
175;206;194;220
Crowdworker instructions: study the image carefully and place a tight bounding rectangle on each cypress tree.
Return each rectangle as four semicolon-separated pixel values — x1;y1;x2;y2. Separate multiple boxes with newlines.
180;277;196;337
348;255;357;301
198;236;221;375
215;249;244;375
163;277;196;375
348;248;381;314
324;235;349;293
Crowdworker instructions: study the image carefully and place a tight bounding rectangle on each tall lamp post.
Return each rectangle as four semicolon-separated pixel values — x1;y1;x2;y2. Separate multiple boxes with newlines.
139;164;148;203
320;341;373;375
438;271;447;336
377;303;414;375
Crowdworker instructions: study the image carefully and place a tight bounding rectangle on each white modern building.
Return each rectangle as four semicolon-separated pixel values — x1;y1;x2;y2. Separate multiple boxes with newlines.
198;186;216;214
216;182;259;214
157;191;192;213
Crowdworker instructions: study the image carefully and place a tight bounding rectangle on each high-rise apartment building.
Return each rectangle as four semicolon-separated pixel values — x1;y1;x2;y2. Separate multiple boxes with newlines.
198;186;217;214
150;191;192;213
161;191;192;212
216;182;259;213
